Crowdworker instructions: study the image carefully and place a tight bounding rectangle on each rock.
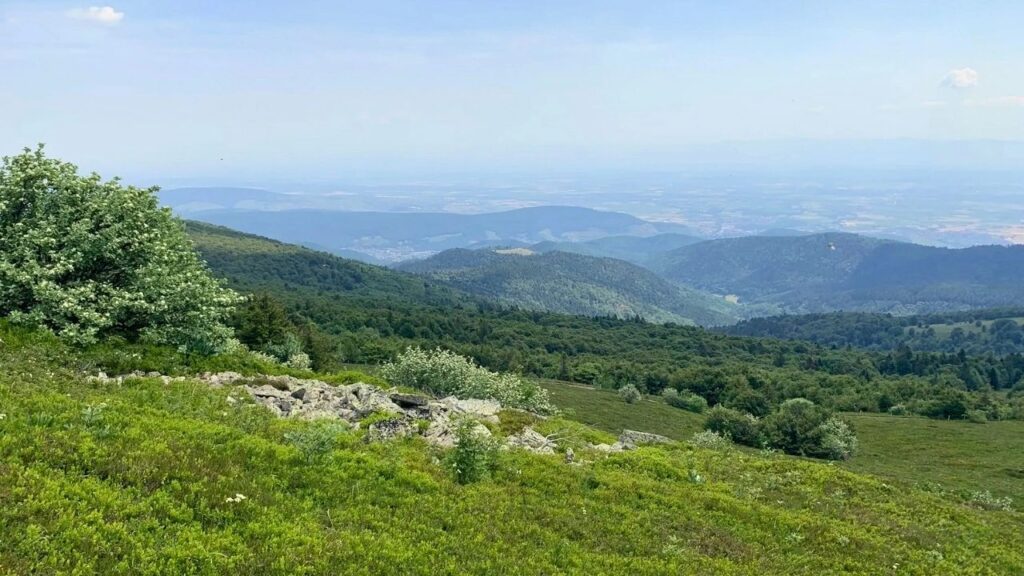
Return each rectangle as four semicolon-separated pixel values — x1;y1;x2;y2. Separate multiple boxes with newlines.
448;398;501;417
389;392;431;408
565;448;575;464
366;418;416;443
505;427;555;454
618;430;671;448
275;399;293;415
345;384;402;417
146;371;161;378
250;385;290;400
291;387;308;401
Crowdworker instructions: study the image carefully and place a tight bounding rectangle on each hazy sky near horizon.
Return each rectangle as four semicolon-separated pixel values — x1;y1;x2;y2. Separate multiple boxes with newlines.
2;1;1023;179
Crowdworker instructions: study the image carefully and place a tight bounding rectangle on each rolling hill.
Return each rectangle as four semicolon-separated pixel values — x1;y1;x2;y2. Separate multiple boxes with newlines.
655;233;1024;314
397;248;741;326
530;233;704;266
182;206;689;263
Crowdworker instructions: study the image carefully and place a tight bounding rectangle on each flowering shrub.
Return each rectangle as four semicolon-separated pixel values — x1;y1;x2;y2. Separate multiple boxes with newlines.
380;347;555;414
618;384;642;404
689;430;732;450
0;146;240;352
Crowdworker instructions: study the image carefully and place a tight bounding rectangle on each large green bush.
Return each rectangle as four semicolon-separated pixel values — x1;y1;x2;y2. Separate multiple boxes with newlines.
0;147;239;351
703;405;763;446
761;398;858;460
380;347;555;414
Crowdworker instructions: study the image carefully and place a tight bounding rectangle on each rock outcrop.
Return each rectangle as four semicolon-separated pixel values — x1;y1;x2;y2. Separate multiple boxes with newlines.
91;371;674;458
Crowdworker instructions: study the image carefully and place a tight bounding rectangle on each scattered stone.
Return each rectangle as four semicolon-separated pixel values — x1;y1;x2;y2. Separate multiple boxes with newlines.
505;427;556;454
389;392;431;409
564;447;575;464
366;418;416;443
618;430;672;448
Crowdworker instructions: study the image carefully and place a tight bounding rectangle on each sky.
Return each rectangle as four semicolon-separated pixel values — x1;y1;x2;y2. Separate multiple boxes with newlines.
1;1;1023;180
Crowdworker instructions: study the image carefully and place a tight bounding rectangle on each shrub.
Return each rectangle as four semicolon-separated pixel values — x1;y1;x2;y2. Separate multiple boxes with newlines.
761;399;858;460
380;347;554;414
689;430;732;450
448;419;499;484
968;490;1014;512
966;409;988;424
664;388;708;413
817;417;858;460
283;420;350;462
888;404;908;416
619;383;642;404
0;146;240;351
703;406;762;447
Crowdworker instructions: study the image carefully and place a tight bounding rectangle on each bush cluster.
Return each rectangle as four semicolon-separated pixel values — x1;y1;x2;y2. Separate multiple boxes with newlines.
703;399;858;460
380;347;554;414
662;388;708;413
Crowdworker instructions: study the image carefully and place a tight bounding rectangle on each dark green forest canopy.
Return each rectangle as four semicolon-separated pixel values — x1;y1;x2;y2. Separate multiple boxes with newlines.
187;222;1024;420
724;309;1024;356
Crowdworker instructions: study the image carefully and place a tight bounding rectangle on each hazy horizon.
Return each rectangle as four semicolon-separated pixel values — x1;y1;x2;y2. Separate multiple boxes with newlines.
4;1;1024;179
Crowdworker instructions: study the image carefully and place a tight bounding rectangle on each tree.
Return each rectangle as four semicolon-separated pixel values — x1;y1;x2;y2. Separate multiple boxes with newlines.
234;292;291;350
0;146;239;351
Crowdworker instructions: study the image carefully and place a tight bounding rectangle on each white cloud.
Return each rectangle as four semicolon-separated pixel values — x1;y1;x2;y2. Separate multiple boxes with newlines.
942;67;978;89
66;6;124;25
920;100;947;109
965;96;1024;108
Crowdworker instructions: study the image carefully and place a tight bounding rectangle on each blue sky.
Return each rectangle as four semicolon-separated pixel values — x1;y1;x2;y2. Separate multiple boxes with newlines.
2;1;1023;179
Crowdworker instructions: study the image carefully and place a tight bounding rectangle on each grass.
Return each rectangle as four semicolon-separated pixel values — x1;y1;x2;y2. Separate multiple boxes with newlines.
911;317;1024;338
542;379;1024;503
1;325;1022;574
843;413;1024;502
540;379;705;440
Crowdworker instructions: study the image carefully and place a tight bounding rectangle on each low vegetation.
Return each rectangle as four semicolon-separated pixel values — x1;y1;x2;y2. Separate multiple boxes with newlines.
1;323;1022;574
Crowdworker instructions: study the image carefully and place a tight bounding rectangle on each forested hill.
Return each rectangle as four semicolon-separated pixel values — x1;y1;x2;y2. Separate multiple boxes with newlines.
397;248;740;326
654;233;1024;314
530;233;703;266
184;221;1024;419
724;308;1024;356
185;221;467;307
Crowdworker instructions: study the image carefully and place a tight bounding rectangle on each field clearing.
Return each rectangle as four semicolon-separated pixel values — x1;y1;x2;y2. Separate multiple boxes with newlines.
540;379;1024;502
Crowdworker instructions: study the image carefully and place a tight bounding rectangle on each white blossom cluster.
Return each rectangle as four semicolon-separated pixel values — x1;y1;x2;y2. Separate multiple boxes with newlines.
380;346;555;414
0;146;241;352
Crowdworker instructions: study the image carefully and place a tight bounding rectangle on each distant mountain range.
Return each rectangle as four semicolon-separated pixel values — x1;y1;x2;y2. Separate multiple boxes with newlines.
397;248;741;326
170;187;1024;320
177;205;690;263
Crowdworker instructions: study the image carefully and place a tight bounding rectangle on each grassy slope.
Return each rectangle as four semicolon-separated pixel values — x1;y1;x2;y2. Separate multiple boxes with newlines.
541;380;1024;502
842;413;1024;502
2;325;1022;574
